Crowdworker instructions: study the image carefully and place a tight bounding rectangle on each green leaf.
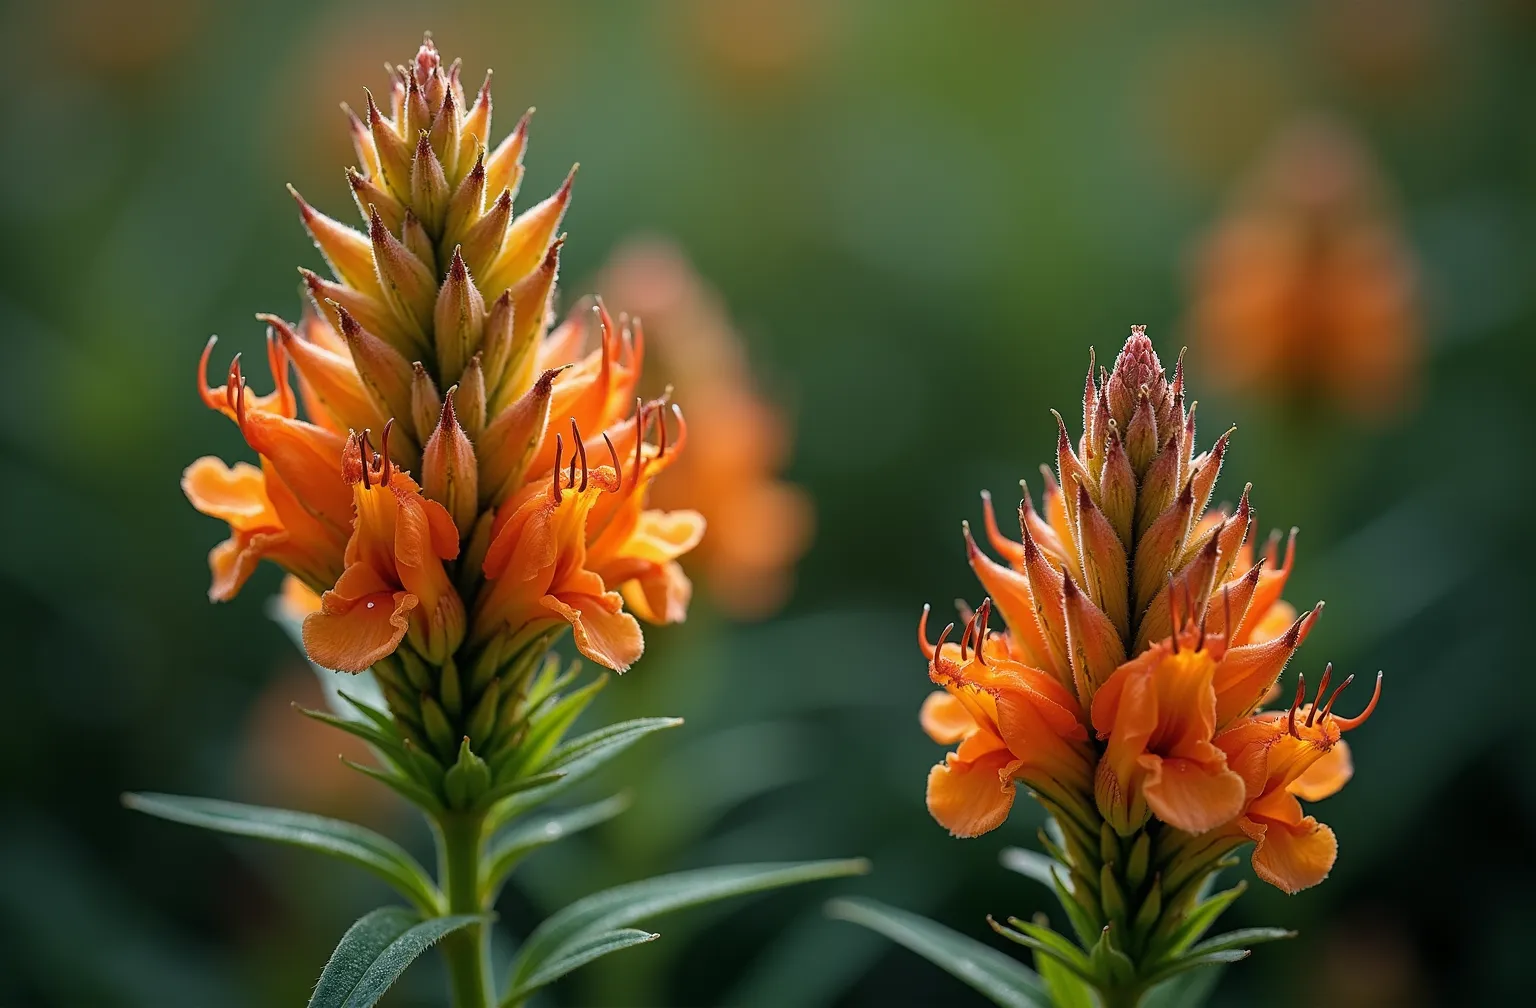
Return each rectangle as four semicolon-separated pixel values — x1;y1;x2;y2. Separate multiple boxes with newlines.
122;793;441;915
1142;949;1250;988
1140;964;1224;1008
485;717;682;831
509;676;606;777
987;917;1095;984
511;928;658;996
1151;882;1245;959
825;897;1049;1008
307;906;485;1008
999;847;1070;894
1033;949;1096;1008
503;859;869;1004
481;794;631;900
1187;927;1294;956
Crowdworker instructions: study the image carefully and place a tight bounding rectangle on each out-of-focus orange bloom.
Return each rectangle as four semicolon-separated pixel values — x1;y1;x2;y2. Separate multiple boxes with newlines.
302;426;464;672
597;238;811;618
918;602;1094;838
1189;117;1420;418
1215;667;1381;892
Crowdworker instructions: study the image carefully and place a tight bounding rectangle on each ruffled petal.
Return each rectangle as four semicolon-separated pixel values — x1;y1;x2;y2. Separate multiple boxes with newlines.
1246;815;1338;894
302;562;417;672
541;591;644;672
926;746;1016;838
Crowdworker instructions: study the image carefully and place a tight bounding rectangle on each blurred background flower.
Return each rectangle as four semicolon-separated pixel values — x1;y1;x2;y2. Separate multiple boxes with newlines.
1187;116;1421;419
1;1;1531;1006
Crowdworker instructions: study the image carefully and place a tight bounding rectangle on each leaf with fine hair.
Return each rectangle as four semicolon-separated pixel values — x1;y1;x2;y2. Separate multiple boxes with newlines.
307;906;485;1008
481;794;631;901
484;717;682;832
508;928;658;998
825;897;1050;1008
122;793;441;915
502;859;870;1005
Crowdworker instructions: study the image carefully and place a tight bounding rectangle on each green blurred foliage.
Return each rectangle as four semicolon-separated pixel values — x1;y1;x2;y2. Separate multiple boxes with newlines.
2;0;1533;1005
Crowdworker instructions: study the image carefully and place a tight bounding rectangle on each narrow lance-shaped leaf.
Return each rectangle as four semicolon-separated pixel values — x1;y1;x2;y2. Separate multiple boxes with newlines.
825;897;1050;1008
503;859;870;1004
122;793;441;915
307;906;486;1008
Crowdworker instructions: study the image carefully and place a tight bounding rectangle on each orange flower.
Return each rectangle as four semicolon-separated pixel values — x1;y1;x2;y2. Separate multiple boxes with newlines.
473;433;643;673
919;602;1094;838
597;238;812;618
301;426;464;672
1189;116;1420;418
1215;667;1381;892
184;340;349;600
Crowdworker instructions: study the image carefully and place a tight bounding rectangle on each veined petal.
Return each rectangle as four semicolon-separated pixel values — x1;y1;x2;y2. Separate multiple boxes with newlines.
1243;812;1337;895
1288;740;1353;802
1139;751;1246;834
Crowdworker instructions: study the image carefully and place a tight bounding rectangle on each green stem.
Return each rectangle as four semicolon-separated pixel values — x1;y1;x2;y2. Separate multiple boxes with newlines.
439;811;491;1008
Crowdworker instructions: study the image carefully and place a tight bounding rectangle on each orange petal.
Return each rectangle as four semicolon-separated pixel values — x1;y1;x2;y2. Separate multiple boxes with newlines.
302;562;417;672
619;560;693;625
1245;815;1338;894
1140;753;1247;834
921;691;976;745
183;457;277;530
926;747;1016;838
1289;740;1353;802
542;591;644;672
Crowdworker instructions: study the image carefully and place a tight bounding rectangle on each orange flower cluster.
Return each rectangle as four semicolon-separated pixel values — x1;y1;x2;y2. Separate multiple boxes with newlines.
920;327;1379;894
183;38;703;710
1189;117;1420;419
596;238;813;618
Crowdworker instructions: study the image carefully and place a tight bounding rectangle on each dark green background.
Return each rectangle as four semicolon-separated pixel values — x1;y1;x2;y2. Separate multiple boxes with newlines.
2;0;1531;1005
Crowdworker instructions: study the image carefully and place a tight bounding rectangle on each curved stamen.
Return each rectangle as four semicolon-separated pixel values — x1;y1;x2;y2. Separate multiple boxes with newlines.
1287;672;1306;740
378;419;394;485
1168;574;1181;653
917;604;935;659
1331;672;1383;731
552;432;564;501
570;418;589;491
932;622;956;668
603;432;622;484
1305;663;1333;728
1318;672;1355;722
358;429;373;489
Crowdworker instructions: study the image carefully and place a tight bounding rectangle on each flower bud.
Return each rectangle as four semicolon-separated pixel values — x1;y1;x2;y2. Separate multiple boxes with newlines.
456;355;487;440
347;166;405;234
368;206;435;341
478;366;561;506
288;185;380;297
423;390;479;536
481;165;574;296
484;107;531;201
365;89;413;199
443;149;487;250
434;247;485;384
410;361;441;442
459;189;512;281
337;307;415;433
410;131;450;230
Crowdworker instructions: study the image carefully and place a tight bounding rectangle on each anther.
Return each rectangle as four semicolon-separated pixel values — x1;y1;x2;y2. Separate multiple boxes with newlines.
358;431;373;490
